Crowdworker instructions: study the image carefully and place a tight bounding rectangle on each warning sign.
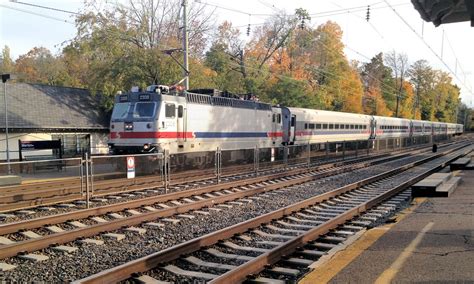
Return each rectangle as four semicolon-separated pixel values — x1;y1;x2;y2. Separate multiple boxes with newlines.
127;156;135;179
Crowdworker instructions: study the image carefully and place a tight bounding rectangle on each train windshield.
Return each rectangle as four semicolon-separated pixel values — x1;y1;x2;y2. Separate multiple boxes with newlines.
111;103;131;119
133;102;157;118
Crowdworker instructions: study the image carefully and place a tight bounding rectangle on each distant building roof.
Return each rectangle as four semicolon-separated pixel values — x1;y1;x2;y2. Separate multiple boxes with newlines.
412;0;473;27
0;83;109;132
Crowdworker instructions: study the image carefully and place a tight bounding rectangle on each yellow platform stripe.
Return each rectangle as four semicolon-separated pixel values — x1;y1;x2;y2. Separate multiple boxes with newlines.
374;221;434;284
299;197;427;284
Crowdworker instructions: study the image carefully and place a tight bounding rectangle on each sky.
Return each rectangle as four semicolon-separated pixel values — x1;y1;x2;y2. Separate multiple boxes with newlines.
1;0;473;106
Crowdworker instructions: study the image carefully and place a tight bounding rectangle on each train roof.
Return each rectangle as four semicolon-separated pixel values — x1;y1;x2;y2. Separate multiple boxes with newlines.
114;89;273;111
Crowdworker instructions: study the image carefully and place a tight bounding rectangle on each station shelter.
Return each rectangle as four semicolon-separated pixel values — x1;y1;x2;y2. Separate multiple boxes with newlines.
0;83;110;161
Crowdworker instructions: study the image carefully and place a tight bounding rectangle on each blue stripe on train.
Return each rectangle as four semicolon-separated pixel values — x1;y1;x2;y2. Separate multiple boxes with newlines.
193;131;368;138
194;132;269;138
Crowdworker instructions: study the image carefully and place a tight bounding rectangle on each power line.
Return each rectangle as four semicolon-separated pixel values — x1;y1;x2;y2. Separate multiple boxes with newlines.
383;0;473;97
0;4;75;24
9;0;81;15
194;0;409;19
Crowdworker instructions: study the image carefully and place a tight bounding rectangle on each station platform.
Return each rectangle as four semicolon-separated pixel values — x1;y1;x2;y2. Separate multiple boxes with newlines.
300;168;474;283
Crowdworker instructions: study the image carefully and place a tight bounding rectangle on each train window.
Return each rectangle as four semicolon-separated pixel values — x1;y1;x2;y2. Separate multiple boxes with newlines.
309;123;315;129
272;114;276;123
345;124;349;129
178;105;183;118
111;102;131;119
291;116;296;127
322;124;328;129
329;124;334;129
335;124;340;129
277;114;281;123
350;124;354;129
304;123;308;129
316;124;321;129
165;103;176;118
134;102;156;118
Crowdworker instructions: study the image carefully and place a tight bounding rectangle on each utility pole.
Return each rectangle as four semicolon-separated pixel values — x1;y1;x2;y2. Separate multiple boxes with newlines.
182;0;189;90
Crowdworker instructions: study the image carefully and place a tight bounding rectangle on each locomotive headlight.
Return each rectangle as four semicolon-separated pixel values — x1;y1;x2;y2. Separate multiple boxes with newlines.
144;144;150;150
111;124;115;129
146;123;152;129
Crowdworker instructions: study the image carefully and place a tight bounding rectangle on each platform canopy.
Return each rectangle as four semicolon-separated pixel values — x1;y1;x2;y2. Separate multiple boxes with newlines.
412;0;474;27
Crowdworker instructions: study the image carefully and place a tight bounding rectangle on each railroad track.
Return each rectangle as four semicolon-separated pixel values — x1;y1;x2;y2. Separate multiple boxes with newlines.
70;142;472;284
0;149;418;260
1;140;458;213
0;143;428;215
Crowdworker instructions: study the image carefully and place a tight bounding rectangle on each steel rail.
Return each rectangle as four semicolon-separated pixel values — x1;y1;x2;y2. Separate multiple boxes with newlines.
73;142;471;284
0;142;447;212
209;145;471;283
0;168;335;260
0;147;409;214
0;144;453;260
0;146;424;235
0;151;390;212
0;141;449;199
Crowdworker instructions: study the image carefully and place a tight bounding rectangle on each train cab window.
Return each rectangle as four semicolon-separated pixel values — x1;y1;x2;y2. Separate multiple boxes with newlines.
178;105;184;118
133;102;156;118
272;114;276;123
277;114;281;123
291;116;296;127
165;103;176;118
112;102;131;119
316;124;321;129
304;123;308;129
335;124;339;129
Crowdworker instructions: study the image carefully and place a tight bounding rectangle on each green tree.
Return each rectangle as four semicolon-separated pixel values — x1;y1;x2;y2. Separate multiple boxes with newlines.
361;52;394;116
67;0;214;108
0;46;14;73
14;47;72;86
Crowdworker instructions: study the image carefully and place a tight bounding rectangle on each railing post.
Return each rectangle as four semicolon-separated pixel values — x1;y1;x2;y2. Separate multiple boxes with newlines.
215;147;221;184
80;158;84;196
342;141;346;160
85;153;90;209
89;156;94;197
307;142;311;168
164;150;170;193
355;141;359;157
254;146;259;176
325;142;329;160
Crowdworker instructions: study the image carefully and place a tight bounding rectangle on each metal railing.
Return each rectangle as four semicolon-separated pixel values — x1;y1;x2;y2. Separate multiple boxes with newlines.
0;136;443;208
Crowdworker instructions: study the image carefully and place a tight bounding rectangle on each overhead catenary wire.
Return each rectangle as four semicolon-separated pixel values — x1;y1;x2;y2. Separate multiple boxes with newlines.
383;0;473;97
0;3;75;24
9;0;81;15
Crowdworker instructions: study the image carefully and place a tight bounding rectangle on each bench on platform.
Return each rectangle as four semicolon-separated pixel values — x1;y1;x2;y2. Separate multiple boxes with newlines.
412;172;461;197
450;157;472;171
